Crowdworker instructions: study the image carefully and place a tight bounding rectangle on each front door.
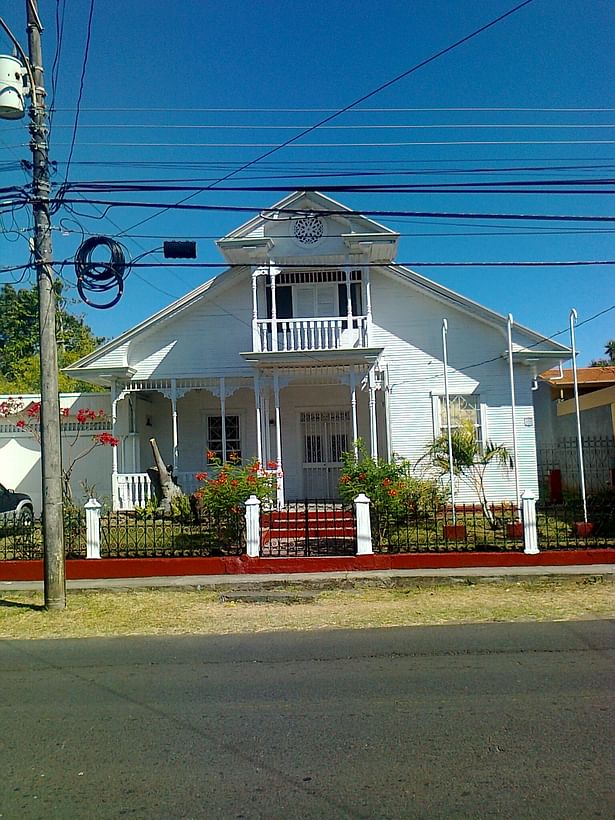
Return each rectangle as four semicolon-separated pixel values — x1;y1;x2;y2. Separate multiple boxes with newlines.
300;410;351;499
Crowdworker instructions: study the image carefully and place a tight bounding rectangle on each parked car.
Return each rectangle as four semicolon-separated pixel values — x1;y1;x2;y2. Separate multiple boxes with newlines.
0;482;34;528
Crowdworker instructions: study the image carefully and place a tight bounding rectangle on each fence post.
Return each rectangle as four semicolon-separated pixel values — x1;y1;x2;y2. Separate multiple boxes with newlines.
84;498;102;559
521;490;539;555
354;493;373;555
245;494;261;557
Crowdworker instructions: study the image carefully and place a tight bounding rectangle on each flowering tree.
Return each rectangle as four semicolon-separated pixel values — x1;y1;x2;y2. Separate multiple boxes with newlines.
0;398;119;505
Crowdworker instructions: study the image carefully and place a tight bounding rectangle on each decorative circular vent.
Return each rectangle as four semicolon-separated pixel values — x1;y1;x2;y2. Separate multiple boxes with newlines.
293;215;325;246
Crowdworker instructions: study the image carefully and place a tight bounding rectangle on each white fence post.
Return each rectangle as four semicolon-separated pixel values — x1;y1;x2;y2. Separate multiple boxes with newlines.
245;494;261;557
84;498;102;559
521;490;539;555
354;493;373;555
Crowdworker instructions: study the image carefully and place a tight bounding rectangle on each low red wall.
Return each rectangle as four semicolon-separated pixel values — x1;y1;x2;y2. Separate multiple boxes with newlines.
1;550;613;583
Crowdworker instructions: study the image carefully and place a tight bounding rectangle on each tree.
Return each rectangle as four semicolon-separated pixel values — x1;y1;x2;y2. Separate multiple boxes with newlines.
0;283;104;392
590;339;615;368
424;419;512;529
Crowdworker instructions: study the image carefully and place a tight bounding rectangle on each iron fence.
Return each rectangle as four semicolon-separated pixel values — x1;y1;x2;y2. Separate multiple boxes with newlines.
372;503;524;553
537;436;615;499
261;499;356;557
0;513;42;560
98;507;245;558
536;492;615;550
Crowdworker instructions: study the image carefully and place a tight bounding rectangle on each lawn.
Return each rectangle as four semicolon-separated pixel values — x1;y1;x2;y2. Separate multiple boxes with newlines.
0;577;612;640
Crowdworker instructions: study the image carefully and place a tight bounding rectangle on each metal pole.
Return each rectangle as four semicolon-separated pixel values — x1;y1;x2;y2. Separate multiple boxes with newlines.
569;309;588;523
442;319;456;525
507;314;521;519
26;0;66;608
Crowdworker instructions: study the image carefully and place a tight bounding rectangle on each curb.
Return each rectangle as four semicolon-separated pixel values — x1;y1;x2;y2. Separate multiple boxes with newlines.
1;549;613;583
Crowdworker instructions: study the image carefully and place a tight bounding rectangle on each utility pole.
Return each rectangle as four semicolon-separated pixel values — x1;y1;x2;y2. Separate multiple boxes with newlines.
26;0;65;609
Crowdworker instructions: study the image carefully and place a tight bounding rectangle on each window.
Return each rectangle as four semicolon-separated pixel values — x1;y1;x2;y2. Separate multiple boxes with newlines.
439;395;482;446
207;415;241;462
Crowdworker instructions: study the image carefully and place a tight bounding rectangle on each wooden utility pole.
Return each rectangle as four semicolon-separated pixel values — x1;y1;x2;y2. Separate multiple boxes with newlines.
26;0;65;609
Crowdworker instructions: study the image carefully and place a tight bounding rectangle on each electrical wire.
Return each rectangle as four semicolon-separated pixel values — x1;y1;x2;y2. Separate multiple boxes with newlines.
60;0;95;192
55;199;615;222
74;235;126;309
117;0;538;235
48;0;67;135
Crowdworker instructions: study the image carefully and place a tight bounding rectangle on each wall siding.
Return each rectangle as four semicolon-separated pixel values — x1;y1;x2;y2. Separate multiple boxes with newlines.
371;269;539;501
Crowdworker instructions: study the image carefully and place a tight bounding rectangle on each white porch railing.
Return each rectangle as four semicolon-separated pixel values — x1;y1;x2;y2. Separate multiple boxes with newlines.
112;469;282;511
113;471;201;511
256;316;368;353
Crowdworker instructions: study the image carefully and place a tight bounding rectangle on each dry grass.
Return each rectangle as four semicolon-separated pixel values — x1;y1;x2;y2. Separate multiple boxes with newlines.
0;577;612;640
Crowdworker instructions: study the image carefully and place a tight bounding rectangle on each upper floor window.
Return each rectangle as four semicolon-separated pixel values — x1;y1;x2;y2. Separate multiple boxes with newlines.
265;270;363;320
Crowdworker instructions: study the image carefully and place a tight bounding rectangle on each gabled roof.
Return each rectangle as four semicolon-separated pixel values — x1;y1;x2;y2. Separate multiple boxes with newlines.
65;191;571;377
217;189;399;243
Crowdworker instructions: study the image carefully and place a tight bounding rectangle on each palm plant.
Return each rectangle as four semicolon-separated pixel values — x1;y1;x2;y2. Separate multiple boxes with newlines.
590;339;615;367
425;419;512;529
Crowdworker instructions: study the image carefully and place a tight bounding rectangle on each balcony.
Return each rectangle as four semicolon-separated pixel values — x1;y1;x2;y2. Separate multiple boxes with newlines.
255;316;368;353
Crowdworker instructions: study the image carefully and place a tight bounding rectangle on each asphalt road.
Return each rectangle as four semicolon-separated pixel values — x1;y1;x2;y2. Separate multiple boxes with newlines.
1;620;613;819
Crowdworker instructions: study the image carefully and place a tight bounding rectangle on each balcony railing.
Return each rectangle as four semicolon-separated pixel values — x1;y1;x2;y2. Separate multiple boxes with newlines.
256;316;368;353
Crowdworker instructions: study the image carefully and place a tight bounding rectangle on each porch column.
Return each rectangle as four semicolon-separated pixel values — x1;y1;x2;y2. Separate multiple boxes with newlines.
110;381;119;476
270;266;279;352
110;381;119;511
220;376;227;462
251;268;260;352
273;373;284;506
350;366;359;456
254;373;263;466
345;265;353;342
170;378;179;473
368;369;378;459
364;263;372;346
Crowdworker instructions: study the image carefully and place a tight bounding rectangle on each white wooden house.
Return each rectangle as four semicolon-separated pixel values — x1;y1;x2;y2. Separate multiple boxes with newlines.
64;191;570;510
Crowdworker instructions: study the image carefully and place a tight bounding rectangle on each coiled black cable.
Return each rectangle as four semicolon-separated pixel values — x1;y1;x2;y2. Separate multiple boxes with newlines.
75;236;126;309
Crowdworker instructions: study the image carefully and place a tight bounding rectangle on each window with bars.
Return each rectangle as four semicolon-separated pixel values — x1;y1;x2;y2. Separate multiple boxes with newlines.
265;271;363;320
439;395;482;446
207;415;241;462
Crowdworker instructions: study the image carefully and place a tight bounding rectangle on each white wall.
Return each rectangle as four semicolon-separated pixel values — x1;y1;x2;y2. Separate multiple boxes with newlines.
0;393;113;514
370;269;539;501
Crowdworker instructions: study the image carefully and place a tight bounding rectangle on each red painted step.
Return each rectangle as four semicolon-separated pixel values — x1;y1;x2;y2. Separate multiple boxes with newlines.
261;508;356;546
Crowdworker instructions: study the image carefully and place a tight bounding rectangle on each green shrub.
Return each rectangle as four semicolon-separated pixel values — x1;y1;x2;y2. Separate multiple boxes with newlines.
339;441;448;545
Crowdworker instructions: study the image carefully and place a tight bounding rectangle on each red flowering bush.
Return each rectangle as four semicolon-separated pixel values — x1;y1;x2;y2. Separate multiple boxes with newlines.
194;453;276;520
338;440;447;539
0;398;117;504
191;453;276;549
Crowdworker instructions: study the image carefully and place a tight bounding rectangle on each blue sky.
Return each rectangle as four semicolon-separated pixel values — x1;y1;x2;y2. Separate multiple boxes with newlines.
1;0;613;364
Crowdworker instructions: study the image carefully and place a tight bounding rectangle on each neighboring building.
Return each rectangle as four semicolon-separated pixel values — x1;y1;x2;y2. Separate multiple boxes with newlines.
53;191;569;510
534;367;615;496
0;392;112;515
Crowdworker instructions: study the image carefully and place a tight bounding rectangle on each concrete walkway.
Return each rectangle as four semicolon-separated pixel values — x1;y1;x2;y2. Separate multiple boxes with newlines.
2;563;613;591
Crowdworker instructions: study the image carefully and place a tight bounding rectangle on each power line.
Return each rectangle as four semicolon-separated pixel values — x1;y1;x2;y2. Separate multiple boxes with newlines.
47;106;615;113
56;199;615;222
118;0;538;235
61;0;95;188
45;140;615;148
40;123;615;129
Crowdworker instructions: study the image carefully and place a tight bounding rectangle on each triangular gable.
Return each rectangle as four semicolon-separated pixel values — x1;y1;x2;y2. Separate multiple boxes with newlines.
218;190;399;243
